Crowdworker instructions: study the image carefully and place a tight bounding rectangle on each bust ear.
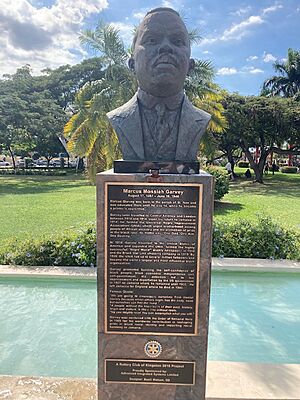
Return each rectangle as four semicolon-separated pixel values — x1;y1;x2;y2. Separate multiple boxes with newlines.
128;57;135;72
188;58;195;75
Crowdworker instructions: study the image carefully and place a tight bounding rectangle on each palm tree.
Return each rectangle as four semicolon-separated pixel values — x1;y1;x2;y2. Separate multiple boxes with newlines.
262;48;300;167
185;60;227;133
65;21;226;180
263;48;300;99
64;22;136;180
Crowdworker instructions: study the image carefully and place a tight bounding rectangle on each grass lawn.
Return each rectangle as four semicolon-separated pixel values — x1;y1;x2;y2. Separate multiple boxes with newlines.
0;171;299;245
0;174;96;241
214;169;300;230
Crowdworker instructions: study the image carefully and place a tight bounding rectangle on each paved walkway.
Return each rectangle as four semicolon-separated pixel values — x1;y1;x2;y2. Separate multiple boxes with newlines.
1;362;300;399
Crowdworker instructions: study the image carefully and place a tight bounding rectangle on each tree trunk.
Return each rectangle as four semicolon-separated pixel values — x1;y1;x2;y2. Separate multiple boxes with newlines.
252;164;264;183
8;147;16;170
288;144;293;166
255;146;260;163
226;149;236;175
242;145;265;183
46;157;51;168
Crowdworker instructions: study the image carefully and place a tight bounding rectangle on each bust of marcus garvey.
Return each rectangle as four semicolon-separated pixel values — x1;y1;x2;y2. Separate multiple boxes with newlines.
106;7;211;162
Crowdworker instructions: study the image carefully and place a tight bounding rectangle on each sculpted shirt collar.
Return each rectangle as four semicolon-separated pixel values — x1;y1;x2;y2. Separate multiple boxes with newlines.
137;88;184;111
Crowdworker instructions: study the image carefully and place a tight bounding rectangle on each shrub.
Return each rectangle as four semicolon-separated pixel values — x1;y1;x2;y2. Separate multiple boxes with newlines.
237;161;249;168
281;166;298;174
1;217;298;267
213;216;300;260
204;166;230;200
0;224;97;267
0;169;67;176
24;157;34;168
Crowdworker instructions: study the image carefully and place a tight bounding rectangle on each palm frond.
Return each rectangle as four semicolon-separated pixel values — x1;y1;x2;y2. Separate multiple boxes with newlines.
80;21;128;66
263;48;300;99
188;29;202;45
66;118;97;156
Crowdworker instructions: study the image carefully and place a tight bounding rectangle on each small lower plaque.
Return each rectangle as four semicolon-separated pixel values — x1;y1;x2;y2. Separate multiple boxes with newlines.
105;359;195;385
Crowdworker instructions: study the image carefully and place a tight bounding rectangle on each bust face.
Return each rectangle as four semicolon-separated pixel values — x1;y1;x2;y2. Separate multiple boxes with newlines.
132;11;192;97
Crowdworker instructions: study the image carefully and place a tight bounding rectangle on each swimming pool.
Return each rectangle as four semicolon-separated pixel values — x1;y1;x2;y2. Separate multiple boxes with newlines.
0;272;299;378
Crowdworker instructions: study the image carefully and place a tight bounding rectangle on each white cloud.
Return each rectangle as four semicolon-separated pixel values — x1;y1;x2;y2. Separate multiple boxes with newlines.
231;6;251;16
217;67;238;76
0;0;108;76
217;66;264;76
162;0;174;7
201;14;265;46
198;3;285;49
262;4;283;14
199;37;218;46
133;12;145;20
242;66;264;74
161;0;184;9
221;15;264;41
197;19;207;26
248;67;264;74
111;22;134;45
247;55;259;61
202;50;212;54
263;52;276;62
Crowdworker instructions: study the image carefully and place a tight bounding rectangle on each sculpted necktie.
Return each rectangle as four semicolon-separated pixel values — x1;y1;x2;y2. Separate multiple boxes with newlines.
155;103;169;148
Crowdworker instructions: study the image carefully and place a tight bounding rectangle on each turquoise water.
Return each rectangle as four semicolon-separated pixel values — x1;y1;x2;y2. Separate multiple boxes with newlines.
208;272;300;364
0;272;299;378
0;278;96;378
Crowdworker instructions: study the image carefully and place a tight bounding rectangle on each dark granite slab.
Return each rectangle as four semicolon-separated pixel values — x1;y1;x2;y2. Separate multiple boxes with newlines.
113;160;200;174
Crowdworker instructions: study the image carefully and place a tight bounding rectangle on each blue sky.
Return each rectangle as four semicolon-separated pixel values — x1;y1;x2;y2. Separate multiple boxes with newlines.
0;0;299;95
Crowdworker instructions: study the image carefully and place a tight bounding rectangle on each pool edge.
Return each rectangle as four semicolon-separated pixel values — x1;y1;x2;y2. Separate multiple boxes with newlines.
0;258;299;279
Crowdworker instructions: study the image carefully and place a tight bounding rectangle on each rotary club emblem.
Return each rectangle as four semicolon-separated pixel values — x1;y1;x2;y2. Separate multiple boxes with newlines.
144;341;162;358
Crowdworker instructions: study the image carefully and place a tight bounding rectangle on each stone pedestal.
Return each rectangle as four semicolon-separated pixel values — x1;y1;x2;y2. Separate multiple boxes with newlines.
96;170;214;400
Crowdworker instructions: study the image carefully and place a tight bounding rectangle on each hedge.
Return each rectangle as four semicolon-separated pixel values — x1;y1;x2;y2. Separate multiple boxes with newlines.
0;224;96;267
1;216;299;267
281;166;298;174
0;168;67;176
204;166;229;200
213;216;299;260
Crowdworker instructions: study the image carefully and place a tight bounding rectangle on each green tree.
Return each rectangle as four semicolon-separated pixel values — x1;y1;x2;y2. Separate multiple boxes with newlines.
0;68;35;168
26;91;67;165
263;48;300;99
64;22;137;180
223;94;300;183
0;66;66;167
40;58;105;111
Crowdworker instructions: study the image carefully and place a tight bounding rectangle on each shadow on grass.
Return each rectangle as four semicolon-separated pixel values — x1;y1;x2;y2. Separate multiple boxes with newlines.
214;201;244;216
230;174;300;199
0;174;93;196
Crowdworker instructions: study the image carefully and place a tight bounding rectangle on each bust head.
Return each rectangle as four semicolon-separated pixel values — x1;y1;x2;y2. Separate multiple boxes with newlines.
129;8;194;98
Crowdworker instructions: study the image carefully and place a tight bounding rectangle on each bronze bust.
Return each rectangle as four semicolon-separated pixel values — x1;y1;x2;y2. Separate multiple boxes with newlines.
107;7;211;162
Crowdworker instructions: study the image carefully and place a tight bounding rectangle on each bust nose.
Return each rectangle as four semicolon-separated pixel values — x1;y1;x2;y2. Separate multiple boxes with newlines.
158;38;173;54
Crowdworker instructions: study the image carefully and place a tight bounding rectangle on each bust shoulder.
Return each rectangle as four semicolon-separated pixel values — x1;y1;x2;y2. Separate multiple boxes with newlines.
106;94;139;121
182;96;211;124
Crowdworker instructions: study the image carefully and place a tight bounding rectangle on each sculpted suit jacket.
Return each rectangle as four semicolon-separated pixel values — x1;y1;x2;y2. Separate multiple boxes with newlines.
106;93;211;161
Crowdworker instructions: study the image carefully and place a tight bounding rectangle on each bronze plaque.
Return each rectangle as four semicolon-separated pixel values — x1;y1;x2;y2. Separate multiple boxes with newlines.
105;359;195;385
104;183;202;335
